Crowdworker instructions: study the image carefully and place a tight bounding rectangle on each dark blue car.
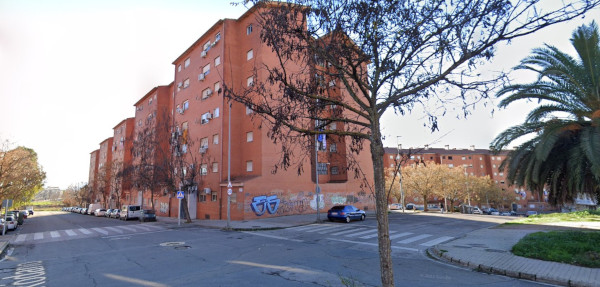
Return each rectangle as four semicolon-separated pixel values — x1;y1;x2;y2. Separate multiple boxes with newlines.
327;205;366;223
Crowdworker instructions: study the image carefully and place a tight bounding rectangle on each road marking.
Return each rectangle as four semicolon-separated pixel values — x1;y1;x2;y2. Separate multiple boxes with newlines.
288;224;320;231
114;225;137;232
304;225;339;233
389;232;413;240
91;227;109;235
330;228;367;236
33;233;44;240
242;232;304;242
103;226;123;233
327;238;419;252
65;229;77;236
15;234;27;242
132;225;152;231
317;226;353;234
344;229;377;237
396;234;432;244
420;236;454;247
50;231;60;238
78;228;92;235
360;230;398;239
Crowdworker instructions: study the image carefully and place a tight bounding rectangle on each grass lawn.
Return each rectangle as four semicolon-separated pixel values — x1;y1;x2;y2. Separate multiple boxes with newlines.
512;230;600;268
508;210;600;267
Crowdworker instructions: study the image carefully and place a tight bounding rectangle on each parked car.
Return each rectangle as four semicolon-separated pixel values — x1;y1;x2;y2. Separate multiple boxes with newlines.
27;209;34;215
120;205;142;220
94;209;107;217
405;203;415;210
110;209;121;219
105;209;114;217
88;203;102;215
388;203;402;210
500;211;511;216
5;215;17;231
327;205;366;223
486;208;499;215
526;211;538;217
139;209;157;222
19;210;28;219
80;208;88;214
472;207;483;214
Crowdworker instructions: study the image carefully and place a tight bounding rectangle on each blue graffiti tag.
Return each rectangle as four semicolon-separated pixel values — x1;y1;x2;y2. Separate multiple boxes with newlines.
251;195;280;216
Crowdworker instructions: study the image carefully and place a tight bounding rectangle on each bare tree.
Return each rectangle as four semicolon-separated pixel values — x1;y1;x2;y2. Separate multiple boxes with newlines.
227;1;600;285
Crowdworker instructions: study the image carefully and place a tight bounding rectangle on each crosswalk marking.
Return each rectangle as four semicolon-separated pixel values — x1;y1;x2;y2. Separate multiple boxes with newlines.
15;234;26;242
65;229;77;236
305;225;339;233
115;225;137;232
360;230;397;239
91;227;109;235
396;234;431;244
133;225;152;231
104;227;123;233
419;236;454;247
79;228;92;235
289;224;319;231
34;232;44;240
331;228;367;236
50;231;60;238
345;229;377;238
317;227;353;234
389;232;413;240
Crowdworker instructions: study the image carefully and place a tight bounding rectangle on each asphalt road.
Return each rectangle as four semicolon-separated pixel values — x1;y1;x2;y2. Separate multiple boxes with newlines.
0;211;548;287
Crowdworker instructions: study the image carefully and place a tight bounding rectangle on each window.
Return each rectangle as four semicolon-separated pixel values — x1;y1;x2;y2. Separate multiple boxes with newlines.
214;82;221;93
215;56;221;66
213;134;219;144
329;143;337;153
177;81;182;92
317;162;328;175
201;112;212;124
246;161;253;172
246;131;253;142
493;164;497;168
148;98;153;105
329;122;337;130
246;24;253;35
247;76;254;87
203;41;211;51
462;156;466;160
212;162;218;173
183;100;189;111
211;192;217;201
199;194;206;202
389;155;393;159
247;49;253;60
200;137;209;148
214;107;219;118
184;57;191;68
246;105;253;115
215;32;221;42
448;156;453;160
231;192;237;203
178;65;182;72
202;88;212;99
201;164;208;175
183;78;190;89
448;164;454;167
331;166;339;175
203;64;210;76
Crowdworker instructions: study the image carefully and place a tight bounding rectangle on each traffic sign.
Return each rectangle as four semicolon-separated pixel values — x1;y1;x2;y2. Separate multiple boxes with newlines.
227;182;232;188
227;188;233;195
176;191;185;199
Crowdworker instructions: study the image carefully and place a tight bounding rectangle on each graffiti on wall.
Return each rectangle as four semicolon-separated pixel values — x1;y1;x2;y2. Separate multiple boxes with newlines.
251;195;281;216
160;202;169;214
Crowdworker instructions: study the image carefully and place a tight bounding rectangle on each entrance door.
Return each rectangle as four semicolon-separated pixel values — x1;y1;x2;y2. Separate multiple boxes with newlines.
188;191;197;219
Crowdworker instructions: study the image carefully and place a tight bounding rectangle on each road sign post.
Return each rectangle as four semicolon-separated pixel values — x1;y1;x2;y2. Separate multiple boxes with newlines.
176;191;184;227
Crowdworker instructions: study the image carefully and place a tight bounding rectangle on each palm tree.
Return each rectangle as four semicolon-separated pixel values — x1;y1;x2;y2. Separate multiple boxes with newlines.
491;22;600;206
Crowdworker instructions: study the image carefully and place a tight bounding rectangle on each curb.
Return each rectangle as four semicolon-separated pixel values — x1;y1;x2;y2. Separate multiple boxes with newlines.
429;246;587;287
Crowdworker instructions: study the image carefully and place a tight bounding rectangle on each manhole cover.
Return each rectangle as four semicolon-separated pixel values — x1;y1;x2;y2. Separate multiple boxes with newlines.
160;242;185;247
174;246;191;250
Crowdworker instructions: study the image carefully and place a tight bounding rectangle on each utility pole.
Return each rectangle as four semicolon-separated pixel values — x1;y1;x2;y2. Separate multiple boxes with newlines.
397;136;404;213
227;100;232;229
315;133;321;222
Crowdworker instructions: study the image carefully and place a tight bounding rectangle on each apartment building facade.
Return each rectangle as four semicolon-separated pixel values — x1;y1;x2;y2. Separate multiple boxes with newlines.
96;137;114;204
107;118;135;209
383;146;552;212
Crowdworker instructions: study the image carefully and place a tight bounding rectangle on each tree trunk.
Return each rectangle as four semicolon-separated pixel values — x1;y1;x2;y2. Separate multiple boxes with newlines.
370;127;394;287
181;197;192;223
423;195;428;211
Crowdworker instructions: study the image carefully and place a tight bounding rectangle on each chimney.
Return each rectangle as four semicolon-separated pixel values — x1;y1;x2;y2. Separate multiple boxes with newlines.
445;145;449;150
470;145;475;151
424;144;429;150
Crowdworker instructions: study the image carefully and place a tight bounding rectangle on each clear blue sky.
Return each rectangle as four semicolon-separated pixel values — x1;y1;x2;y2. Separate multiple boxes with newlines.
1;1;598;189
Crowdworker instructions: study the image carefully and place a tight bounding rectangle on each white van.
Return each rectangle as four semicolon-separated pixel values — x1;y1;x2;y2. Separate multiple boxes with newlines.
120;205;142;220
87;203;102;215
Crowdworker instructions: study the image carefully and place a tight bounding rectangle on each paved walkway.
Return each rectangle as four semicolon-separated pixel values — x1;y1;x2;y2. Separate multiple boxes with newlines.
1;212;598;286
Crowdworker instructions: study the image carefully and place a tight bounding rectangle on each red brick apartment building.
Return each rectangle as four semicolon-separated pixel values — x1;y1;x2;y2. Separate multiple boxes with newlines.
383;145;552;212
88;4;375;220
95;137;114;204
108;118;135;208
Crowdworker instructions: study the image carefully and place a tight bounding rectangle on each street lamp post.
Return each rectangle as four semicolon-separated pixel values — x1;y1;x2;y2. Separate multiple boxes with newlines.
397;137;405;213
315;133;320;222
226;100;232;230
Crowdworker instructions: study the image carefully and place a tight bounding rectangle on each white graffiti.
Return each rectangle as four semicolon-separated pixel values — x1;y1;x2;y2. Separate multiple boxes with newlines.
160;202;169;213
1;260;46;286
309;194;325;210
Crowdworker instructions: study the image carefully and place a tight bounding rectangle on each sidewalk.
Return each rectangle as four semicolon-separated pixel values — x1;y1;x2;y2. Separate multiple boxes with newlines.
155;212;324;230
430;226;600;287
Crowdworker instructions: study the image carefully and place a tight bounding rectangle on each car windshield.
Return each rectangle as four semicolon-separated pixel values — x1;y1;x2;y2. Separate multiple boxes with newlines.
330;206;345;210
143;210;155;214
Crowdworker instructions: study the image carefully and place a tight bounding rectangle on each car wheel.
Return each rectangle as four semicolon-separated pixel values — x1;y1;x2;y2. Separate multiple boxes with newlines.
345;216;351;223
361;214;365;221
328;218;333;222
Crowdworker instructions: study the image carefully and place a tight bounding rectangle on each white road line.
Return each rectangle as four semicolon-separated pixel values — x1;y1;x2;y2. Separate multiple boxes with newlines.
288;224;320;231
34;232;44;240
327;238;419;252
103;226;123;233
15;234;27;242
344;229;377;237
317;227;353;234
304;225;340;233
360;230;398;239
330;228;367;236
420;236;454;247
132;225;152;231
389;232;413;240
91;227;109;235
115;225;137;232
50;231;60;238
396;234;432;244
65;229;77;236
79;228;92;235
242;232;304;242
